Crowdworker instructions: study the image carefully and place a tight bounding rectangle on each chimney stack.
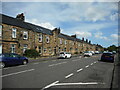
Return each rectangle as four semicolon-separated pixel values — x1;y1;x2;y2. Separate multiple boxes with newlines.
16;13;25;21
82;37;84;41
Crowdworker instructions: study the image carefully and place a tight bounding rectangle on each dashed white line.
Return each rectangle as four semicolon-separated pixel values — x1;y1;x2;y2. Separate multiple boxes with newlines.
77;68;83;72
42;80;59;90
49;62;67;67
1;69;35;77
33;63;39;65
85;65;89;68
65;73;74;79
90;63;94;65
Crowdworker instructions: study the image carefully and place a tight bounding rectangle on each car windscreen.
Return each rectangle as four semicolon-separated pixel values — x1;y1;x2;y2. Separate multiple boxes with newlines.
60;52;64;54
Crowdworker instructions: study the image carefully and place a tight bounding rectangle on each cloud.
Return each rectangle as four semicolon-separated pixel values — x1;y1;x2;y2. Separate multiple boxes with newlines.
26;19;56;30
94;32;109;40
75;31;92;38
111;34;119;40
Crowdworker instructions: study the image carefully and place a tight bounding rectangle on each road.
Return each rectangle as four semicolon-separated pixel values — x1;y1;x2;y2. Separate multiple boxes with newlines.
1;54;117;90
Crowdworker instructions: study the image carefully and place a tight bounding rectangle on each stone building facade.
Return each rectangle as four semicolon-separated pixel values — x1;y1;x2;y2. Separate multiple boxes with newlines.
0;13;104;56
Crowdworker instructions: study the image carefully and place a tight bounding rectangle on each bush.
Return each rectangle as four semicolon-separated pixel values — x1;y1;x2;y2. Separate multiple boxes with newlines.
24;49;39;58
74;52;78;54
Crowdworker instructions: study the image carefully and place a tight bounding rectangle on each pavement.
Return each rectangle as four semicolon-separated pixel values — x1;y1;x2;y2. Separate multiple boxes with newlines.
111;54;120;90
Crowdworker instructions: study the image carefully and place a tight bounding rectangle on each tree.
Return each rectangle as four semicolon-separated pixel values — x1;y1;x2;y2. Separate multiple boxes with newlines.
24;49;40;58
107;45;117;52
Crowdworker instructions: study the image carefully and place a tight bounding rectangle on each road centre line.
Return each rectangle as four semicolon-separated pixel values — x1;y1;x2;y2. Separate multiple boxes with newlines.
85;65;89;68
1;69;35;77
49;62;67;67
42;80;59;90
90;63;94;65
33;63;39;65
77;68;83;72
65;73;74;78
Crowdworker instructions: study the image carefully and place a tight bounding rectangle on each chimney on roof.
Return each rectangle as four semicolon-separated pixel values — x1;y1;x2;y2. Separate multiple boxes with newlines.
16;13;25;21
86;39;88;43
89;40;91;44
52;27;61;34
82;37;84;41
71;34;76;38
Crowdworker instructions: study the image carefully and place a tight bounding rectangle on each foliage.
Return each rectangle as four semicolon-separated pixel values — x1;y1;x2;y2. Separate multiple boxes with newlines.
24;49;39;58
107;45;117;52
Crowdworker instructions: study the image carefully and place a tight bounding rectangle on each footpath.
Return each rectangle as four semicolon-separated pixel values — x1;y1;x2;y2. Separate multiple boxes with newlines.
111;54;120;90
28;54;82;63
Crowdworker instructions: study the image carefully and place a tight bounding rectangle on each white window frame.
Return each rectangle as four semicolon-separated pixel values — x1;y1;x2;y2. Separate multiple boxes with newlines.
39;46;42;54
0;44;2;54
46;36;50;43
23;44;28;53
38;34;42;42
23;31;28;40
44;48;47;53
12;28;17;38
65;40;67;45
0;25;2;37
60;38;62;44
11;44;15;53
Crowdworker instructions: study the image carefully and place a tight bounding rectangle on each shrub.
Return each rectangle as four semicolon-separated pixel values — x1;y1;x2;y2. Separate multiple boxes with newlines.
24;49;39;58
74;52;78;54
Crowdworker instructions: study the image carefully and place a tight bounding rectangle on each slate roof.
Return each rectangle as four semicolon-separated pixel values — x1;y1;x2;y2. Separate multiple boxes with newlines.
1;14;53;35
1;13;84;42
1;14;31;30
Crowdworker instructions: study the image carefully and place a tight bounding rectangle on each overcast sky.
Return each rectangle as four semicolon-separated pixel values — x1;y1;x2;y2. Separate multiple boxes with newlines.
1;0;119;48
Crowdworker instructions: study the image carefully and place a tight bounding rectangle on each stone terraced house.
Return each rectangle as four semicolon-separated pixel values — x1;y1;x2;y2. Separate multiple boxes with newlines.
0;13;104;56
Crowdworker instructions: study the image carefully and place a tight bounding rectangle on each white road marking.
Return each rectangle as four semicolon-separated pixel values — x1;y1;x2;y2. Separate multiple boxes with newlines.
94;61;97;64
33;63;39;65
43;61;48;63
85;57;88;58
49;62;67;67
17;65;27;67
90;63;94;65
85;65;89;68
1;69;35;77
65;73;74;79
54;82;105;86
42;81;59;90
77;68;83;72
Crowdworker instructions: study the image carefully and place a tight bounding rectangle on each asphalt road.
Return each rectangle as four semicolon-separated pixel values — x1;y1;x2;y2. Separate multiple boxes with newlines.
1;54;117;90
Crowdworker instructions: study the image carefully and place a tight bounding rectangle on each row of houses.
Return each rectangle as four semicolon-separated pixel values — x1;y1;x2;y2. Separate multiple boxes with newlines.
0;13;104;56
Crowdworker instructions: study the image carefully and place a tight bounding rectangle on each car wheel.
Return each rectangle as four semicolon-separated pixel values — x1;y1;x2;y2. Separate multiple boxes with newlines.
0;62;5;68
23;60;27;65
65;56;67;59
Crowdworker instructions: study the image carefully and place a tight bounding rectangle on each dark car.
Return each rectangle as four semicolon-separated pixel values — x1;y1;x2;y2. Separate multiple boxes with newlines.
0;53;28;68
101;52;114;63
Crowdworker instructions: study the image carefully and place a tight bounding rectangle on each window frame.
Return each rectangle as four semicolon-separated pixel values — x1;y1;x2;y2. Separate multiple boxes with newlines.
23;44;28;53
23;31;28;40
46;36;50;43
11;44;15;53
12;28;17;38
38;34;42;42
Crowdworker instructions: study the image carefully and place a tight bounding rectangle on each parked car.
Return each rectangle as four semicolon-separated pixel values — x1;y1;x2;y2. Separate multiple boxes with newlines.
90;51;95;55
59;52;72;59
84;51;92;57
112;51;116;54
95;51;100;54
0;53;28;68
101;52;114;62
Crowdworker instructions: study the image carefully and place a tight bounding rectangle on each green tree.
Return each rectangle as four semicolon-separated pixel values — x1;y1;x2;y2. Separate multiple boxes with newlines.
24;49;40;58
107;45;117;52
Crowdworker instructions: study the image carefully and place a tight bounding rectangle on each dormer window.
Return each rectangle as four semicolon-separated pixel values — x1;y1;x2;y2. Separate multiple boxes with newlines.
23;31;28;40
38;34;42;42
46;36;50;43
12;28;16;38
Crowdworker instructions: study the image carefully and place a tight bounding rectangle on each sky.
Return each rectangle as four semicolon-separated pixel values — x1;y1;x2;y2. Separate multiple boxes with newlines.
1;0;119;48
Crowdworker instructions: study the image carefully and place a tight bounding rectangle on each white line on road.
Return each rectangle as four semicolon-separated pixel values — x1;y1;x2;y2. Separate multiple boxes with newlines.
42;81;59;90
85;65;89;68
77;68;83;72
33;63;39;65
54;82;105;86
65;73;74;79
1;69;35;77
48;62;67;67
90;63;94;65
17;65;27;67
